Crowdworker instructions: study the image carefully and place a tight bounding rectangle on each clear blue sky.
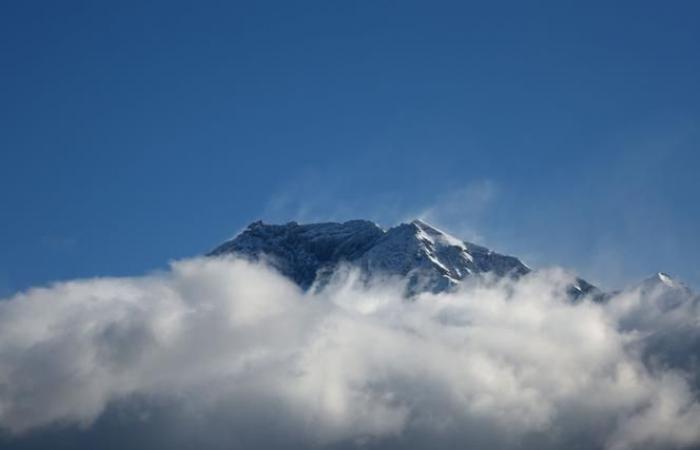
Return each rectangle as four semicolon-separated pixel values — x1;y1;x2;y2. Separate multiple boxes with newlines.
1;1;699;293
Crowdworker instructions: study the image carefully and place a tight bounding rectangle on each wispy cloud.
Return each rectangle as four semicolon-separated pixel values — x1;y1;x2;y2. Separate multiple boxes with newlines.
411;180;497;243
261;176;498;238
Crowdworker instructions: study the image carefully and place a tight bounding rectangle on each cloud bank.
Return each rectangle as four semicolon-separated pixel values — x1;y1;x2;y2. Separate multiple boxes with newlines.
0;258;698;449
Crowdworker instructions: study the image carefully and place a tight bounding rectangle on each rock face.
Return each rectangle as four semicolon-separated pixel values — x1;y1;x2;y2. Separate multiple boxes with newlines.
353;219;530;293
208;219;579;295
208;219;386;289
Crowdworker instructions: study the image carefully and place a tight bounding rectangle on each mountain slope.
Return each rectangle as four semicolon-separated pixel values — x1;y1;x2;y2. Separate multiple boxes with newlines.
208;219;602;297
208;220;385;289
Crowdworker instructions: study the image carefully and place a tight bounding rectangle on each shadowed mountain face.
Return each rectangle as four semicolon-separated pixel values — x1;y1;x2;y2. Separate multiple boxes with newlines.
208;219;597;297
208;220;386;289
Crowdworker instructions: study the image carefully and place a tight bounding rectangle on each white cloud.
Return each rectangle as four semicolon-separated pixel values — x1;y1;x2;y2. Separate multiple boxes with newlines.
413;180;497;243
0;258;698;449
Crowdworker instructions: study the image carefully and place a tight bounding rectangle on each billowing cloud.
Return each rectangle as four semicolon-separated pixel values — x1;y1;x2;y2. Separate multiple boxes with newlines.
0;258;698;449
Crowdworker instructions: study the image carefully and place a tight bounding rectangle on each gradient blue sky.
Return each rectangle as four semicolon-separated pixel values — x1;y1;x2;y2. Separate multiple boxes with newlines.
1;1;699;294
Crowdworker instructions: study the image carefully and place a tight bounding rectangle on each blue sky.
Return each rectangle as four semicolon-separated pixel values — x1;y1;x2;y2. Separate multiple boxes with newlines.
1;1;699;293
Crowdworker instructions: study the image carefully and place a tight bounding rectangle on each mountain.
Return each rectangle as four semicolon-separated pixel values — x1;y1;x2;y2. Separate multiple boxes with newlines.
638;271;691;293
208;219;600;298
619;272;700;386
634;272;695;311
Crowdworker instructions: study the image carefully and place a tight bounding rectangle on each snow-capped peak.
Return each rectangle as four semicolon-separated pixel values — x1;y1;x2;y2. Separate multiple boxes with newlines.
656;272;677;287
206;219;694;303
640;272;689;292
208;218;532;294
411;219;467;250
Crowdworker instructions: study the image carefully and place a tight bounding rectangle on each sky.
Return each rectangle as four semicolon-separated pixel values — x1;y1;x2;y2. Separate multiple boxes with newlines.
1;1;700;294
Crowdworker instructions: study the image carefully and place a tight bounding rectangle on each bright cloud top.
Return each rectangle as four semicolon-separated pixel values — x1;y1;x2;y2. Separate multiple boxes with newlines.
0;257;698;450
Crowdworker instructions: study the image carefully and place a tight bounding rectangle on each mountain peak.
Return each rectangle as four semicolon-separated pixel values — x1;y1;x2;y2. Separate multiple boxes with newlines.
208;219;576;296
656;272;675;286
410;218;436;230
640;272;687;291
409;219;469;249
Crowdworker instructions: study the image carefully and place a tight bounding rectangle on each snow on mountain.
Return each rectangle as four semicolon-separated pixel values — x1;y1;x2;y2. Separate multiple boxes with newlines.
639;272;690;292
208;219;602;297
613;272;700;387
631;271;696;311
352;219;530;293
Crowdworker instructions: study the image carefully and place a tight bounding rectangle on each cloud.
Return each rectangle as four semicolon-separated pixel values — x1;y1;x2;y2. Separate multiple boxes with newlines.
260;176;498;242
0;258;698;449
413;180;497;243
